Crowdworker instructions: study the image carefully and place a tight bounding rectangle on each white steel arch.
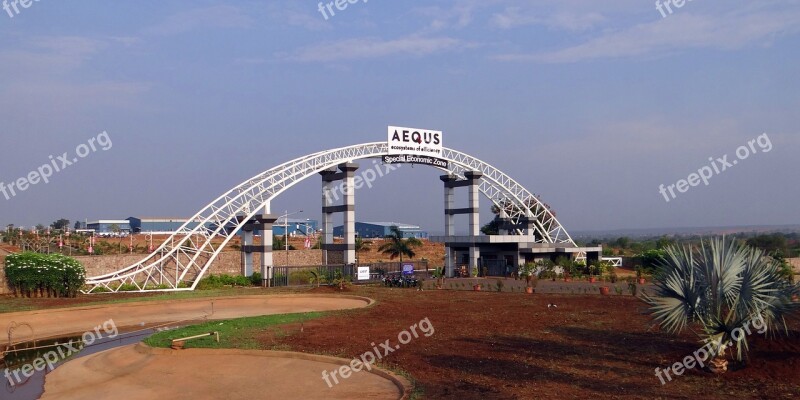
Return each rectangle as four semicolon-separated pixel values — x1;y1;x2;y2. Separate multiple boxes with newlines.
84;142;575;293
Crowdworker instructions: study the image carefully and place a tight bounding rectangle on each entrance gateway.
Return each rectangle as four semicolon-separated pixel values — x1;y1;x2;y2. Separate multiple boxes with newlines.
85;126;601;293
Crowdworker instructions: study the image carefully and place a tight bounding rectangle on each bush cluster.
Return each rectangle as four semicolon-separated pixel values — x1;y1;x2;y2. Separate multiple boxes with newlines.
4;252;86;298
196;274;254;290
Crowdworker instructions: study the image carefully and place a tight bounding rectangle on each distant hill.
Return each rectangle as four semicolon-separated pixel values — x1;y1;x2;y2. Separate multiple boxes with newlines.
572;224;800;240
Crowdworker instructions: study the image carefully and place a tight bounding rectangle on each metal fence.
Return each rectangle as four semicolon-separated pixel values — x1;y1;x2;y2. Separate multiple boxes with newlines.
269;261;430;287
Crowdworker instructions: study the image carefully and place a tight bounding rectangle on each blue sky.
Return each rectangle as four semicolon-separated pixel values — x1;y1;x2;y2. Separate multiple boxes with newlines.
0;0;798;234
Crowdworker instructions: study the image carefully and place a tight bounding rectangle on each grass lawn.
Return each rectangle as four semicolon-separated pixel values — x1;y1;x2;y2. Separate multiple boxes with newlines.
144;311;326;350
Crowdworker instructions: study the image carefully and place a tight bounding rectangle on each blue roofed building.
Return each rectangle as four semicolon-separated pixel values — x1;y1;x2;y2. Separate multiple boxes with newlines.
128;217;213;234
333;222;428;239
86;220;132;235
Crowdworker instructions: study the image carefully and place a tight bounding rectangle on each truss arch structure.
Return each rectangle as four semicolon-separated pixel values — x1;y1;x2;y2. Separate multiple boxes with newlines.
84;142;575;293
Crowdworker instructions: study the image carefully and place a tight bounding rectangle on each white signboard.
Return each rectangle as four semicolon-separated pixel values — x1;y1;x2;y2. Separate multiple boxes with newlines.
357;266;370;281
387;126;443;158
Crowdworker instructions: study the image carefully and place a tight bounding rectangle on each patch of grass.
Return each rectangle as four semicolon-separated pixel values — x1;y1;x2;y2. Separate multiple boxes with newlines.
144;311;325;350
383;365;424;400
0;298;36;313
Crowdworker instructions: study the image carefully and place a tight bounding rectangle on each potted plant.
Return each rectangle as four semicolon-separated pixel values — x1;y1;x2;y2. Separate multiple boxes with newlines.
473;283;482;291
588;263;597;283
526;275;539;294
432;267;445;289
519;263;536;294
599;286;610;295
635;266;646;284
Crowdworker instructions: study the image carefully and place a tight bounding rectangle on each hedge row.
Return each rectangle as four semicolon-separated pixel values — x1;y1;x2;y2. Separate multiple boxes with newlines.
4;252;86;298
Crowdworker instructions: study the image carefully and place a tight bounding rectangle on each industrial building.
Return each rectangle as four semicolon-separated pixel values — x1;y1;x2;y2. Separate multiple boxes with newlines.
127;217;316;236
332;222;428;239
86;220;132;234
127;217;213;234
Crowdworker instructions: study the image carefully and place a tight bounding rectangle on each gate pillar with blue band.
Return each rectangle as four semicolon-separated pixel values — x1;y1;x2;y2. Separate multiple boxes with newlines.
237;214;278;286
321;163;359;265
441;171;483;277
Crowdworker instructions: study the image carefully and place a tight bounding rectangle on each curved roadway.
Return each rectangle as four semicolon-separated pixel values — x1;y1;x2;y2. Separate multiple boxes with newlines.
0;295;409;400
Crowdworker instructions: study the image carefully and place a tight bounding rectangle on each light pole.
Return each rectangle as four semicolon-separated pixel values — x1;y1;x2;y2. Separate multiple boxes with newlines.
280;209;303;266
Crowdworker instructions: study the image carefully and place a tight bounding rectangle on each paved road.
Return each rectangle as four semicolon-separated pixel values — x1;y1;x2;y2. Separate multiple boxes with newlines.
3;294;406;400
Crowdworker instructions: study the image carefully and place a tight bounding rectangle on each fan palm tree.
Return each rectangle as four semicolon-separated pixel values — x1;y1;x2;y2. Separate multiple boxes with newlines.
643;237;800;372
378;226;422;263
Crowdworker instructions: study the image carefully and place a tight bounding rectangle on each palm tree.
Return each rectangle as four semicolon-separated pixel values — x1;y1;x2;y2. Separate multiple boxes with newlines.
643;237;800;372
378;226;422;263
355;237;370;253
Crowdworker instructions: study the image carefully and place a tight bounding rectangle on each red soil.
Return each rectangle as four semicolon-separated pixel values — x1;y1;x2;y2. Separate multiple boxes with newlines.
273;286;800;399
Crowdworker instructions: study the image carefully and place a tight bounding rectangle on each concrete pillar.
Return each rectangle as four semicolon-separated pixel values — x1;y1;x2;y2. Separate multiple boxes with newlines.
498;209;509;235
445;246;455;278
261;222;273;281
260;213;279;287
260;202;273;287
443;179;455;236
468;246;480;277
465;171;482;236
242;226;254;277
440;174;457;278
320;169;337;265
465;171;482;276
340;163;359;265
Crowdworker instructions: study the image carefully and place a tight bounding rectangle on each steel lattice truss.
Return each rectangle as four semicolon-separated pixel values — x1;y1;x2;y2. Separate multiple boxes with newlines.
84;142;575;293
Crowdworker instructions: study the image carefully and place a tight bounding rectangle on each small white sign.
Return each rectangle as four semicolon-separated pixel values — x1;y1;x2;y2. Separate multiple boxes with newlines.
387;126;443;158
357;266;370;281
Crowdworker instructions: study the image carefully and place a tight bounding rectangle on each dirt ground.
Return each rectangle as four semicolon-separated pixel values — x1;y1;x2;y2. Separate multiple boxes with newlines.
41;344;406;400
0;295;371;341
272;286;800;400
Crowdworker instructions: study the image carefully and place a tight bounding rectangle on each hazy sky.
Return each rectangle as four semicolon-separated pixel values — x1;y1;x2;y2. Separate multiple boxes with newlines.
0;0;798;235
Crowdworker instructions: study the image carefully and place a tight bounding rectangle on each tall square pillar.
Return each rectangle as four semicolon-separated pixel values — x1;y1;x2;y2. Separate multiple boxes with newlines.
465;171;483;276
320;168;337;265
340;163;359;265
241;226;254;277
440;174;458;277
320;163;358;265
465;171;482;236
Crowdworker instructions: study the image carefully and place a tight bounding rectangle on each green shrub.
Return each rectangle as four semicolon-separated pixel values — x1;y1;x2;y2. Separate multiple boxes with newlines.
250;272;263;286
289;270;315;286
4;252;85;298
196;274;252;290
117;283;140;292
196;275;224;290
